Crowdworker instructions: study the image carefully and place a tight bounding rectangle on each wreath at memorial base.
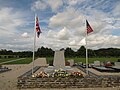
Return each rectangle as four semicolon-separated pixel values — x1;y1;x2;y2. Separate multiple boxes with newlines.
32;69;83;78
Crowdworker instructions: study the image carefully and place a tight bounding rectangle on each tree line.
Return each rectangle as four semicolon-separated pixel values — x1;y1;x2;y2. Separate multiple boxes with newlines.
0;46;120;57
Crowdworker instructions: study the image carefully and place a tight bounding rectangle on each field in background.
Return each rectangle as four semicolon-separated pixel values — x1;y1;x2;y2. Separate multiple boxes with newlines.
67;57;119;63
0;58;32;64
47;57;119;64
0;57;119;65
0;58;18;63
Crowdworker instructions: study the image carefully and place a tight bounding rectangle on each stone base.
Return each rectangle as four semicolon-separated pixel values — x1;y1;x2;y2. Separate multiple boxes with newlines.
17;76;120;89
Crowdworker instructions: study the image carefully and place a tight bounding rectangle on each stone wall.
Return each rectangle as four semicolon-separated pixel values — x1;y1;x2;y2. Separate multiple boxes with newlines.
17;76;120;89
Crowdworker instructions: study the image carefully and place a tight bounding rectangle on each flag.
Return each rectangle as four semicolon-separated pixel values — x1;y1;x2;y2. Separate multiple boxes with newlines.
36;16;41;38
86;20;93;34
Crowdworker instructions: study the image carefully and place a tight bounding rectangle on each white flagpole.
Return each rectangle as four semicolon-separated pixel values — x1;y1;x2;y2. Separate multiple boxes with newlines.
32;14;36;75
85;21;88;75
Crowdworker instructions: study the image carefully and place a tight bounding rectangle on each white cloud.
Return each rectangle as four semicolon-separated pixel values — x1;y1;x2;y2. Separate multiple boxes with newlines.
47;30;57;38
47;0;63;12
85;34;120;49
78;38;86;46
47;3;120;50
69;40;76;46
31;0;63;12
1;1;120;51
0;7;25;37
49;7;84;28
0;7;29;51
67;0;80;6
31;0;48;11
57;27;71;40
112;2;120;17
21;32;29;38
47;27;71;40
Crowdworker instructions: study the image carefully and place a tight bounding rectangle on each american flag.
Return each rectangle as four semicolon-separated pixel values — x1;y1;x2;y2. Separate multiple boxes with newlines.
86;20;93;34
36;16;41;38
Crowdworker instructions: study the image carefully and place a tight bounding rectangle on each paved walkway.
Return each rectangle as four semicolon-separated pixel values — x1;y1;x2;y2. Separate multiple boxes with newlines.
0;58;120;90
0;58;35;90
87;68;120;76
0;64;32;90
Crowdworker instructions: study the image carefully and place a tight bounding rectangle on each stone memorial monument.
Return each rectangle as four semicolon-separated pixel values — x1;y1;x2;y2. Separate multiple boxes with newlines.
53;50;65;69
44;49;73;73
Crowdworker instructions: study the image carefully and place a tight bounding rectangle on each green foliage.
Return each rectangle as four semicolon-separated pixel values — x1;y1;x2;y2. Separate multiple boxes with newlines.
36;46;54;57
94;48;120;57
65;47;75;57
0;49;13;55
76;46;86;57
46;57;53;65
0;46;120;58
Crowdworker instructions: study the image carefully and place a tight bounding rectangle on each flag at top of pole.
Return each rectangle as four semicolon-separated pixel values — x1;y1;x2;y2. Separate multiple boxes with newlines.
85;20;93;75
86;20;93;34
36;16;42;38
32;15;42;75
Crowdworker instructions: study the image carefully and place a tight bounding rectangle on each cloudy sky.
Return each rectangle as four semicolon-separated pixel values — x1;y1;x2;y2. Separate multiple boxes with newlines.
0;0;120;51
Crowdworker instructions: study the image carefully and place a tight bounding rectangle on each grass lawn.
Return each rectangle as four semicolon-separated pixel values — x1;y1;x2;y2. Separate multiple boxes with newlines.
0;57;119;64
47;57;119;64
67;57;119;63
0;58;32;64
6;58;32;64
0;58;19;63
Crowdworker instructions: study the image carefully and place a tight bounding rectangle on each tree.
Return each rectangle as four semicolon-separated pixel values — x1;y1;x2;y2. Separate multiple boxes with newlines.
0;49;13;55
65;47;75;57
88;49;96;57
76;46;86;57
36;46;54;57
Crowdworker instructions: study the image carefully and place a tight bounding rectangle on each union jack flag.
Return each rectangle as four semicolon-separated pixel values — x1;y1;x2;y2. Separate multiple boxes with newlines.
36;16;41;38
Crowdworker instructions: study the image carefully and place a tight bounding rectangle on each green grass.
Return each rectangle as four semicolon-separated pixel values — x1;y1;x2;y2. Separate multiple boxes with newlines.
0;57;119;65
46;57;119;64
6;58;32;64
46;57;53;64
0;58;32;64
0;58;18;63
66;57;118;63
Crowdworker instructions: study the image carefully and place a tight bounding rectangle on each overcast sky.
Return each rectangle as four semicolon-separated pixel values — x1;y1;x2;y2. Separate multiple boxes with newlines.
0;0;120;51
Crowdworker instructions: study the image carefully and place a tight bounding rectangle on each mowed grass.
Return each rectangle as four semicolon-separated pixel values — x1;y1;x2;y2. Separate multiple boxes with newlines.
6;58;32;64
0;58;32;64
66;57;119;63
0;58;18;63
47;57;119;64
0;57;119;64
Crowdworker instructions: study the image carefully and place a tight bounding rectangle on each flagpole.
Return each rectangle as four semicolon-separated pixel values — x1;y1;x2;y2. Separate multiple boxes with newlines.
85;19;88;75
85;19;93;75
32;13;36;75
85;30;88;75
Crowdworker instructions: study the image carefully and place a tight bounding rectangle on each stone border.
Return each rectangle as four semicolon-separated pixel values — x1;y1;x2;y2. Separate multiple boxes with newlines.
17;76;120;89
